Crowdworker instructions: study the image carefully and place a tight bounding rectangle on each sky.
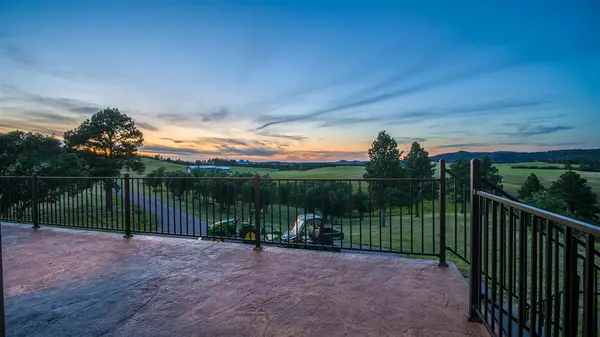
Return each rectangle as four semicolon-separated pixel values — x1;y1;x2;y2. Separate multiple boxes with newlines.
0;0;599;162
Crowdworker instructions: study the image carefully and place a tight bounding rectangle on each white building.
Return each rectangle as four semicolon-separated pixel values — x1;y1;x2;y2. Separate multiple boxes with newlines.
186;165;232;174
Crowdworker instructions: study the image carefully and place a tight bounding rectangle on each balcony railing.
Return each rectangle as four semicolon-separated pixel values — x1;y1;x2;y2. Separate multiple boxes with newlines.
0;159;598;336
469;160;600;336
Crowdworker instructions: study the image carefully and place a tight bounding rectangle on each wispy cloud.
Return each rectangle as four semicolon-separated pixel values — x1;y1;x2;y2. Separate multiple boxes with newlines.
436;140;588;150
315;99;550;128
200;107;230;122
436;142;489;148
136;121;159;131
394;137;427;144
0;121;64;136
255;130;308;141
0;86;102;115
256;59;520;130
500;125;573;137
0;43;76;79
156;107;233;125
141;143;285;158
141;145;208;156
159;137;186;144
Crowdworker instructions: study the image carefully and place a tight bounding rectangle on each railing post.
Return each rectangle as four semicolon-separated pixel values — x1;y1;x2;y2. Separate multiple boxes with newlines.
563;227;577;336
582;235;596;336
0;209;5;337
253;174;262;251
31;174;40;229
438;159;447;267
469;159;482;322
123;174;132;238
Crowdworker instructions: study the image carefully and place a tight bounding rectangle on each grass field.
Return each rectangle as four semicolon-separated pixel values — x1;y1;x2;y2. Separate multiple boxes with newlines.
495;162;600;196
139;158;600;197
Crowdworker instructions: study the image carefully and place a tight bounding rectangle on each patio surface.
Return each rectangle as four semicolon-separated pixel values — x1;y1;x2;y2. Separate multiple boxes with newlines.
2;223;486;336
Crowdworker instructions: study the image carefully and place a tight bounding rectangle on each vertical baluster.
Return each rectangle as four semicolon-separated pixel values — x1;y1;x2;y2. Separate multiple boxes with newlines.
518;210;527;337
530;216;539;336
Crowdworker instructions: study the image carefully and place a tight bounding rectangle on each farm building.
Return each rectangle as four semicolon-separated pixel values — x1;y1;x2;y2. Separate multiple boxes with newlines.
186;165;232;174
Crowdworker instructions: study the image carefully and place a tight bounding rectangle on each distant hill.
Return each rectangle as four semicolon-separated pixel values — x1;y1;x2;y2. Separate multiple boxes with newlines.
430;149;600;163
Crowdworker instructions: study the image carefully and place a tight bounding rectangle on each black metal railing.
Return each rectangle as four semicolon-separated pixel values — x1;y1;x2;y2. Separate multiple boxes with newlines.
444;166;471;267
469;159;600;336
0;173;447;259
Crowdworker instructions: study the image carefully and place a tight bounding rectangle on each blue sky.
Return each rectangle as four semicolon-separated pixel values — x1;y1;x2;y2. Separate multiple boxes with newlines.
0;0;598;161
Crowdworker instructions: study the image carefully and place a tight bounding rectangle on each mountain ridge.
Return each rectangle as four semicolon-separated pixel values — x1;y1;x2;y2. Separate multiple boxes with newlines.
430;148;600;163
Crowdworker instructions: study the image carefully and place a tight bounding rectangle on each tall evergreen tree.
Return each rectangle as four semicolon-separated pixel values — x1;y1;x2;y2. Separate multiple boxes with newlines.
518;173;545;199
364;131;405;227
550;171;599;222
404;142;435;217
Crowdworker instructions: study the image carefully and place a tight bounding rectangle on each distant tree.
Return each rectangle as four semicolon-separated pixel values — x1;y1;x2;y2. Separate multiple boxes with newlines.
404;142;435;217
0;131;88;219
146;167;166;191
564;158;573;170
295;181;352;224
549;171;599;222
518;173;545;199
277;182;294;206
326;182;352;224
351;189;369;222
446;156;504;212
480;154;503;190
364;131;405;227
162;171;190;200
64;108;145;209
524;190;570;217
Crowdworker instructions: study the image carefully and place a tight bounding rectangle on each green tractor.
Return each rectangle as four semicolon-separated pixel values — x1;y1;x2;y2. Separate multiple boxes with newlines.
207;211;260;243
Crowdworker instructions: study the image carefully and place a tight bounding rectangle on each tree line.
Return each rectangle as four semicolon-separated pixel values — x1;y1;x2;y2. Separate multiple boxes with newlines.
145;154;362;171
517;171;599;224
1;108;145;216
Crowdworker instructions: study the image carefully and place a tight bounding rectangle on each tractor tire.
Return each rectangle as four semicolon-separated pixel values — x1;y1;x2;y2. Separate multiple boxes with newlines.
239;227;257;244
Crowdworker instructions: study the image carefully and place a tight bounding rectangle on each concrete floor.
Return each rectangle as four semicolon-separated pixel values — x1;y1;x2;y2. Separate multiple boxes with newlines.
2;223;486;337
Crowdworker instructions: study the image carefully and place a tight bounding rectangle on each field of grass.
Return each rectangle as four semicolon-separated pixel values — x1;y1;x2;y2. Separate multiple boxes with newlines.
495;162;600;196
138;158;600;198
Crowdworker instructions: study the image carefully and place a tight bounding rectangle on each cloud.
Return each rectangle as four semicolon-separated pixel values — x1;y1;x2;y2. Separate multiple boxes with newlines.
0;43;75;79
501;125;573;137
140;145;207;156
0;86;102;115
435;140;588;149
0;121;64;136
215;145;284;157
136;121;159;131
200;107;230;122
394;137;427;144
255;130;308;141
436;143;489;148
160;137;185;144
256;59;520;130
315;99;550;128
196;137;249;146
141;143;285;158
156;107;233;125
68;106;100;115
27;111;79;124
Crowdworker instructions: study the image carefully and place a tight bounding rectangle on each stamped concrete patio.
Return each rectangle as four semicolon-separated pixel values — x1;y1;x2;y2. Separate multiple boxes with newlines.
2;223;486;336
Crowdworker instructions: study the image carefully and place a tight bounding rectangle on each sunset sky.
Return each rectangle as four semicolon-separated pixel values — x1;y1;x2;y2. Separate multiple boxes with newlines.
1;0;599;161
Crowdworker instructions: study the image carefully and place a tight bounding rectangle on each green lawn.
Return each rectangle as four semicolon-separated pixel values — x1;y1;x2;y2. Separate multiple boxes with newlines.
495;162;600;196
35;182;156;232
139;158;600;198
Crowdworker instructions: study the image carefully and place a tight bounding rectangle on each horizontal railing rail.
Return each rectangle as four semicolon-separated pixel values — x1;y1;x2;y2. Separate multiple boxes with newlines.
477;191;600;237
